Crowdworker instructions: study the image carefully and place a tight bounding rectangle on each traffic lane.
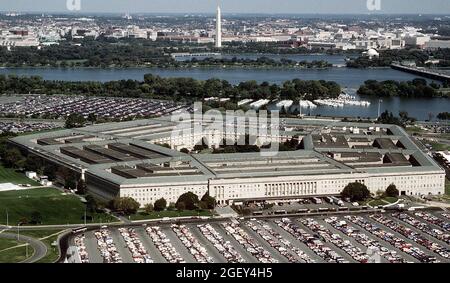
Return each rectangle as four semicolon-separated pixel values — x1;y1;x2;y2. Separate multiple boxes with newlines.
266;219;324;263
109;228;135;263
211;222;259;263
83;231;104;263
0;233;47;263
239;221;289;263
316;217;390;263
187;224;227;263
336;216;419;263
293;218;357;263
161;226;197;263
135;227;167;263
360;215;440;262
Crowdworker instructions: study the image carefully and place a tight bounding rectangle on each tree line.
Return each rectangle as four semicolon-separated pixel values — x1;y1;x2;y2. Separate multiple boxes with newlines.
0;74;341;103
357;79;445;98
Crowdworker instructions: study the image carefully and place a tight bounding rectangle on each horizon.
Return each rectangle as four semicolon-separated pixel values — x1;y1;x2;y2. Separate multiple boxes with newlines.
1;0;450;14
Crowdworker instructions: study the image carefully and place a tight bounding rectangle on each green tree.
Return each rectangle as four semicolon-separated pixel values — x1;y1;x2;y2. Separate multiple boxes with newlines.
111;197;140;215
65;113;86;129
3;147;25;169
341;182;371;202
176;201;186;211
180;148;190;154
76;179;87;195
144;203;154;214
154;198;167;211
176;192;200;210
386;184;400;198
201;192;216;209
85;195;98;213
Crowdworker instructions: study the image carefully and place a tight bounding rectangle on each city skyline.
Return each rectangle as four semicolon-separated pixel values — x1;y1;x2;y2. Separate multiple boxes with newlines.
1;0;450;14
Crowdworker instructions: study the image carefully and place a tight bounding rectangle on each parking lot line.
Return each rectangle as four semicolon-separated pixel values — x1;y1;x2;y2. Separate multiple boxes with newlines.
240;221;289;263
334;215;419;263
266;220;324;263
293;218;354;263
83;231;104;263
161;226;197;263
211;222;259;263
135;227;168;263
109;228;135;263
188;224;227;263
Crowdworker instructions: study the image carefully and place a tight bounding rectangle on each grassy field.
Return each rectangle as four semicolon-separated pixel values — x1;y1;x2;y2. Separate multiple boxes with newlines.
129;210;213;221
0;165;40;186
0;238;34;263
430;142;450;151
0;188;115;225
13;229;65;263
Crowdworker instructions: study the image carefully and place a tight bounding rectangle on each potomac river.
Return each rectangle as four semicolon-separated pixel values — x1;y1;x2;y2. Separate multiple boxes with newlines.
1;54;449;120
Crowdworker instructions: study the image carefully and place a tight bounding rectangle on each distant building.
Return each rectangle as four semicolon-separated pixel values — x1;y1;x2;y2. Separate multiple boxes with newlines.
425;40;450;50
404;35;431;48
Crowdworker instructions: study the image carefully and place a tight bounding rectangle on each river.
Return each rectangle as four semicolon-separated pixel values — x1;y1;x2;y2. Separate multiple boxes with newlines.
0;54;448;120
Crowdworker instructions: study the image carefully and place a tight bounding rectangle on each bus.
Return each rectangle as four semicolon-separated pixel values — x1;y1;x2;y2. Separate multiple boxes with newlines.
311;197;322;204
72;227;87;234
331;196;344;207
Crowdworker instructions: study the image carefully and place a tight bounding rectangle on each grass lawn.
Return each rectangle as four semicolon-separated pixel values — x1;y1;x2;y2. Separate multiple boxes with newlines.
13;229;65;263
129;210;213;221
406;126;426;134
430;142;450;151
0;165;40;186
0;188;115;225
0;238;34;263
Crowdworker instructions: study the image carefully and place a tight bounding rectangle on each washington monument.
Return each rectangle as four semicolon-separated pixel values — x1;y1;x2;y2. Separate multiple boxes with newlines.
215;5;222;48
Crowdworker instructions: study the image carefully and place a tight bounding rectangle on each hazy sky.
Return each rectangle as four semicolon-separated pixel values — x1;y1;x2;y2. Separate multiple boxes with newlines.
1;0;450;14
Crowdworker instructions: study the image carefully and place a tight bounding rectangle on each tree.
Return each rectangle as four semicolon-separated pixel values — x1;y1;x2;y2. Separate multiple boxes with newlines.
176;201;186;211
85;195;98;213
154;198;167;211
144;203;154;214
386;184;400;198
111;197;140;215
76;179;87;195
87;113;97;123
341;182;371;202
201;192;216;209
65;113;86;129
30;211;42;224
180;148;190;154
176;192;200;210
3;147;25;169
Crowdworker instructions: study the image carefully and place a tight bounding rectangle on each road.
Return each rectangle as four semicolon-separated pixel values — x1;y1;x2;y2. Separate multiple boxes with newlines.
0;233;47;263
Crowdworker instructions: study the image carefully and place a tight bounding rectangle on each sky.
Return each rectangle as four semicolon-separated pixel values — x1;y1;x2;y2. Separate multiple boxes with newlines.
1;0;449;14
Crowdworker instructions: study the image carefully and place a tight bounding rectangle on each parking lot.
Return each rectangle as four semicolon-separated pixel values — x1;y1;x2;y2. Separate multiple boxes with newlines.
69;211;450;263
0;95;189;120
